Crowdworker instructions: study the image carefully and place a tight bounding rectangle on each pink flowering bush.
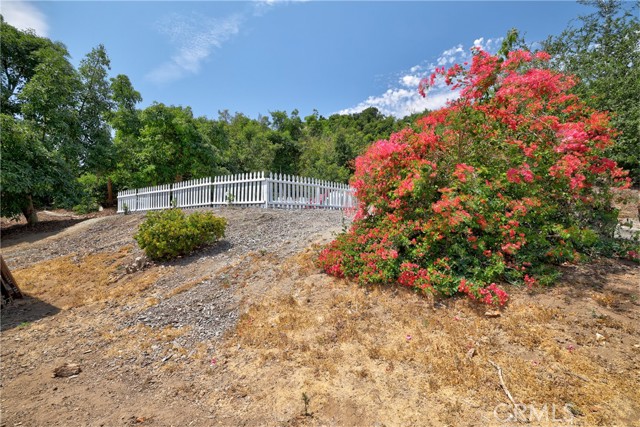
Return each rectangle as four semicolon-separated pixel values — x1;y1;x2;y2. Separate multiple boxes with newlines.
318;48;635;306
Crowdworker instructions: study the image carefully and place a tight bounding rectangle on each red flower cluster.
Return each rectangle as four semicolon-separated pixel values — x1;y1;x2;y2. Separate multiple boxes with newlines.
317;47;632;306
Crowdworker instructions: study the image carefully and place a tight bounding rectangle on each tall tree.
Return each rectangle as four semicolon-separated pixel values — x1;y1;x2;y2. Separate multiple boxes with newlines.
109;74;143;193
76;45;114;176
269;110;303;174
334;132;353;170
0;15;53;116
0;115;75;224
194;116;229;177
135;103;217;184
298;134;350;183
543;0;640;183
109;74;142;136
1;20;80;224
222;112;275;174
18;41;80;161
70;45;119;205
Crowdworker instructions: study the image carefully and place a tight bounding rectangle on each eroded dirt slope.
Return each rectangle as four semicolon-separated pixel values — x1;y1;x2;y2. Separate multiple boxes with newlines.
1;207;639;426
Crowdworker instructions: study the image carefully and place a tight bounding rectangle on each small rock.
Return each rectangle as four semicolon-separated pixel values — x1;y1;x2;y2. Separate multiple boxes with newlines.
53;363;81;378
596;333;605;342
484;310;501;318
126;256;148;273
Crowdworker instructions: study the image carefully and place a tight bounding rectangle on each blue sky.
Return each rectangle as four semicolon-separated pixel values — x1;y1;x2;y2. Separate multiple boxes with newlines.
2;1;590;119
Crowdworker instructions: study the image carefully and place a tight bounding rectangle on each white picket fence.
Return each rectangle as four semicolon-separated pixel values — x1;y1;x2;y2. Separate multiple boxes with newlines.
117;172;356;213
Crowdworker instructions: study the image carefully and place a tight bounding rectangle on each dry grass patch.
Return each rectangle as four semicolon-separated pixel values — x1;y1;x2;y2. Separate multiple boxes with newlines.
13;249;160;309
211;254;640;426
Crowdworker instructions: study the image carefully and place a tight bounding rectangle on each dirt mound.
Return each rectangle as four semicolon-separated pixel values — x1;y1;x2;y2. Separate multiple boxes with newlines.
1;207;638;426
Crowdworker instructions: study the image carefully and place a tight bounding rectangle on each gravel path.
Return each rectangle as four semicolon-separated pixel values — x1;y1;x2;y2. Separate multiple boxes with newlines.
125;208;350;344
2;214;142;268
2;208;349;267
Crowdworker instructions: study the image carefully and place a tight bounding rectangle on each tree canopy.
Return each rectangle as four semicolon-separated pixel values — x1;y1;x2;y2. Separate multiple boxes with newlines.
543;0;640;183
1;14;403;224
1;18;80;223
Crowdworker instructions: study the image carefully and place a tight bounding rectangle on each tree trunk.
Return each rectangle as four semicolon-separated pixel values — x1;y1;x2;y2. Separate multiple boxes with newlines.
22;195;38;226
107;177;114;206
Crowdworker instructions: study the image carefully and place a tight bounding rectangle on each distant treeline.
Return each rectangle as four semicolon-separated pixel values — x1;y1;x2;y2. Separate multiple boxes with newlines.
0;17;418;223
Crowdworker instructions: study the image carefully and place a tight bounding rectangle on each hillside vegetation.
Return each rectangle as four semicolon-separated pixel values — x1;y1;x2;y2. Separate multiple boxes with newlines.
1;207;639;426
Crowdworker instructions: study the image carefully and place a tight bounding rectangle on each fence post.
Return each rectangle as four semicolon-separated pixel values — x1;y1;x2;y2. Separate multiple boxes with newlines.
262;171;269;208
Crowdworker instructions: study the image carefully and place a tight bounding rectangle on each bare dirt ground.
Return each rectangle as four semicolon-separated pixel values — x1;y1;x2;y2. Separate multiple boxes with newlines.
1;201;639;427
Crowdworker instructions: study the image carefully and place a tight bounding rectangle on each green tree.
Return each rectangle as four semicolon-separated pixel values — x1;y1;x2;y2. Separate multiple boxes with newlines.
304;110;324;138
136;103;217;184
0;15;53;116
543;0;640;183
0;115;75;224
109;74;143;193
0;20;80;224
298;134;350;182
269;110;303;174
194;116;229;176
109;74;142;136
77;45;114;176
18;41;81;163
222;112;275;173
71;45;119;208
334;132;354;171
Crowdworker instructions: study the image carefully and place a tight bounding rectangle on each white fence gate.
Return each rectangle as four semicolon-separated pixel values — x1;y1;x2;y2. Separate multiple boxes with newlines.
117;172;356;213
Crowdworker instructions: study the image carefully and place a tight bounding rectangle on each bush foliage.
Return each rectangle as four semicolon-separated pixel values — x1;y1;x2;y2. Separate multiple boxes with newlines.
318;48;634;306
134;209;226;260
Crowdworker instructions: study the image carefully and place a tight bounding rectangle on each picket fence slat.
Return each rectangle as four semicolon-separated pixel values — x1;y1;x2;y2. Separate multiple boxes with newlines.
117;171;356;213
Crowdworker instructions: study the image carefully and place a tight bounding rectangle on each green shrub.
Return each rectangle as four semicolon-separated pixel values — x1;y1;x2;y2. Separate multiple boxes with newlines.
134;209;226;260
72;195;100;214
318;48;636;307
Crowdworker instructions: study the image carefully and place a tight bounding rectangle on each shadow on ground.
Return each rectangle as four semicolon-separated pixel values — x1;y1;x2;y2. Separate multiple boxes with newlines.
158;240;234;268
1;296;61;332
1;219;87;245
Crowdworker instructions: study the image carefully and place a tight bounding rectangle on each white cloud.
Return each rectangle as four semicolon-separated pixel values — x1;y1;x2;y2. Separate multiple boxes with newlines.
473;36;502;52
148;0;305;84
401;75;421;87
338;88;459;118
1;0;49;37
147;13;243;84
252;0;309;17
437;44;464;65
338;37;503;118
252;0;279;17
